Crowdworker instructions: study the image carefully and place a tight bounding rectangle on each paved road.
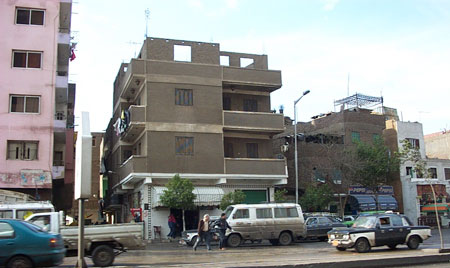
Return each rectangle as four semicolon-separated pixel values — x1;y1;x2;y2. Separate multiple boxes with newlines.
61;229;450;267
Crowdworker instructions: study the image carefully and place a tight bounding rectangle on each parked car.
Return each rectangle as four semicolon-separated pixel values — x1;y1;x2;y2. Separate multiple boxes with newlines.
225;203;306;247
305;216;347;241
342;215;356;227
0;219;65;268
328;213;431;253
181;216;221;246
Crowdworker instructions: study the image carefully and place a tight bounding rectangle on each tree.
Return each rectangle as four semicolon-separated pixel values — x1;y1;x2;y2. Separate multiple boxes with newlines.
220;190;245;211
353;137;400;209
398;139;444;250
274;189;288;203
160;174;196;231
299;184;333;212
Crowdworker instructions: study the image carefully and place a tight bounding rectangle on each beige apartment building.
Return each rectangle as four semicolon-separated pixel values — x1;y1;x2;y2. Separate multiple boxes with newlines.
103;37;287;239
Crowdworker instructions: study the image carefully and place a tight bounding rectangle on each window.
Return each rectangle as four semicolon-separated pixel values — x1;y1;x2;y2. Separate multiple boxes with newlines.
445;168;450;180
390;215;403;227
174;45;191;62
7;140;38;160
13;50;42;68
53;151;63;166
16;7;45;25
373;134;380;142
246;143;258;158
240;57;254;68
0;211;13;219
406;167;414;178
378;217;391;227
318;217;331;224
55;111;65;120
428;168;437;178
175;137;194;155
256;208;272;219
224;142;234;158
0;222;15;238
306;218;318;225
406;138;420;149
10;95;40;113
274;207;299;218
220;55;229;66
233;209;249;219
223;97;231;110
28;215;50;231
175;89;193;106
351;131;360;143
243;99;257;112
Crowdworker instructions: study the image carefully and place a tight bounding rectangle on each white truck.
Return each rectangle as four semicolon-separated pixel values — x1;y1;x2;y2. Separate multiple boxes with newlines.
26;212;146;267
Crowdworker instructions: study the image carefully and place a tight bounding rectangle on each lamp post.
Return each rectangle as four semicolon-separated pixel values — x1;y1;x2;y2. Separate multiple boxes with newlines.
294;90;310;204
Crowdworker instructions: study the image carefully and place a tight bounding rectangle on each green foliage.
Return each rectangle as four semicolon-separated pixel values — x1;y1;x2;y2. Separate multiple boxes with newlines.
274;189;288;203
398;139;428;178
300;184;333;212
220;190;246;211
353;138;400;192
160;174;196;210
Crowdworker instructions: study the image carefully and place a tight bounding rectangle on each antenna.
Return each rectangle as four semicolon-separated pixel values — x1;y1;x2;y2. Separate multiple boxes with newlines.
347;73;350;96
145;9;150;38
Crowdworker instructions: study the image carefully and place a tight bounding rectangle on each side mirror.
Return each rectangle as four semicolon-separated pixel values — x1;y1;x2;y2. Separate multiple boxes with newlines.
376;224;380;229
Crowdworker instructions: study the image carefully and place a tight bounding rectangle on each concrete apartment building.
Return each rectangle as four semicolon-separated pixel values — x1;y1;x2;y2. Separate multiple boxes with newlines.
0;0;75;210
384;120;450;224
274;107;394;213
103;37;287;239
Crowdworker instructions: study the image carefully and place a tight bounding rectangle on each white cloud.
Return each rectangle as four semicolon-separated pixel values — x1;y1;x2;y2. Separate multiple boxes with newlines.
322;0;340;11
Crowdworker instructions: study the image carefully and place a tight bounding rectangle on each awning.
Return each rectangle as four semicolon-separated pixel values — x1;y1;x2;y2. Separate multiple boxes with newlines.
152;186;225;208
349;195;376;211
376;195;398;211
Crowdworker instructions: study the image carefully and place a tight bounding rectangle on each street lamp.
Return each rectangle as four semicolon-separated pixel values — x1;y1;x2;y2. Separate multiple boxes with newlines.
294;90;310;204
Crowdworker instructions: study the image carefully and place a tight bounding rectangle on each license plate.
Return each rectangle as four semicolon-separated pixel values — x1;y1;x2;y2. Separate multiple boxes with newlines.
332;240;339;246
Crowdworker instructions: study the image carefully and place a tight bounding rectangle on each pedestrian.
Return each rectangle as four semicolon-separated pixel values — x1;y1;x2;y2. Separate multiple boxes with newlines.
168;213;176;239
217;213;232;250
193;214;212;251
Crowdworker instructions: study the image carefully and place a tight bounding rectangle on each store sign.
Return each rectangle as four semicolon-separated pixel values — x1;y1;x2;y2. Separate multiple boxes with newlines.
349;185;394;195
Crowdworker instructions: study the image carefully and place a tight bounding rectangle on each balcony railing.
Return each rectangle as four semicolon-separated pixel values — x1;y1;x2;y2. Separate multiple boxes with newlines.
118;155;147;180
225;158;287;175
222;66;281;91
223;111;284;133
120;59;146;99
120;105;146;142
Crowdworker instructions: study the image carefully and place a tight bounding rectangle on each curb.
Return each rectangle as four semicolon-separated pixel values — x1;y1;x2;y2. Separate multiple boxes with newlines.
228;253;450;268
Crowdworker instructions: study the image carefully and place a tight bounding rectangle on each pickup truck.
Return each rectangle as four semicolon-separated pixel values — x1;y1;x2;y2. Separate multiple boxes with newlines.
26;212;146;267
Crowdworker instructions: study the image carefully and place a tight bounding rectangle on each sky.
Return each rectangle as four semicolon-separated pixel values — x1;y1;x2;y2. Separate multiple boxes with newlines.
70;0;450;134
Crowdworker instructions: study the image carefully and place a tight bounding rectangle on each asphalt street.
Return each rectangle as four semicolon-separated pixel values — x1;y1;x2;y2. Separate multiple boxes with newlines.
61;228;450;267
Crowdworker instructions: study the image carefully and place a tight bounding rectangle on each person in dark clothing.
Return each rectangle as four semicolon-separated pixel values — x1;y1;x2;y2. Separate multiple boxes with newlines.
168;213;176;238
217;213;232;250
193;214;211;251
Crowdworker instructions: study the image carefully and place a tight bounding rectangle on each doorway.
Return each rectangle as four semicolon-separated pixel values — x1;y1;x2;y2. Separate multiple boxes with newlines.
170;208;199;236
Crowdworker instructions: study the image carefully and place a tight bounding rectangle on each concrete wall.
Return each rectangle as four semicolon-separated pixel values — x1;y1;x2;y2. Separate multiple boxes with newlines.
424;132;450;159
223;93;270;112
224;137;273;158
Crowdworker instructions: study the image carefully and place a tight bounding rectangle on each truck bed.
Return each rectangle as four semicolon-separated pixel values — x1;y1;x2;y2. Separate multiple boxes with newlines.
61;222;146;251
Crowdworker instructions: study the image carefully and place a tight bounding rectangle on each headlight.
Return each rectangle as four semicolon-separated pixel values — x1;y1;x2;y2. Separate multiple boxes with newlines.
330;234;335;239
342;234;349;240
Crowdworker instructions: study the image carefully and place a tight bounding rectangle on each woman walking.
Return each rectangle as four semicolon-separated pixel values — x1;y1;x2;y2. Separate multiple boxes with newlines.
193;214;212;251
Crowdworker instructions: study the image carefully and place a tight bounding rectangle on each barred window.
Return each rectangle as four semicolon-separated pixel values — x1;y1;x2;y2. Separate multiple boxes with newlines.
175;137;194;155
175;89;193;106
7;140;38;160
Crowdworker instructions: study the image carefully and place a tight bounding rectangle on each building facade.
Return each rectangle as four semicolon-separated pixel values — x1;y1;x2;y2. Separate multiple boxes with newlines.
103;37;287;239
384;120;450;224
424;131;450;160
0;0;74;209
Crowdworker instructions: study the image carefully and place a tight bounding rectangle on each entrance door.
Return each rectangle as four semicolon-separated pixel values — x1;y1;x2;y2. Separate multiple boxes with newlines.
170;208;199;236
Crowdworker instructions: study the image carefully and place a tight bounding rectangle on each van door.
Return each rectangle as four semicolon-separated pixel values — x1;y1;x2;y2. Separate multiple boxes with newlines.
255;208;274;240
274;207;303;239
231;208;254;240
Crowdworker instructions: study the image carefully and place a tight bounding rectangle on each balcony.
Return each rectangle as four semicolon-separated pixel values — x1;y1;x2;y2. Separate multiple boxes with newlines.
222;66;281;91
118;155;147;181
225;158;287;175
120;59;146;100
121;105;146;142
223;111;284;133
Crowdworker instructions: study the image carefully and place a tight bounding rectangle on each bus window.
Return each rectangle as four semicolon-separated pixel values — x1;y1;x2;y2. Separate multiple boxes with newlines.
0;210;14;218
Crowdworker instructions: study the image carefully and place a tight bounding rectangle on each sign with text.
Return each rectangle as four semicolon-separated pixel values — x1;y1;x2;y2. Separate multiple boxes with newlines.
348;185;394;195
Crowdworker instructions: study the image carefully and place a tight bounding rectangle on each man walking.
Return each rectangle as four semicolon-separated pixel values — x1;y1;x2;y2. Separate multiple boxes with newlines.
193;214;212;251
217;213;232;250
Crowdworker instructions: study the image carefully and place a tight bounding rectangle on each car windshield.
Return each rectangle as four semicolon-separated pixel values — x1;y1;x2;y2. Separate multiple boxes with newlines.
352;216;377;228
21;221;47;233
224;206;234;219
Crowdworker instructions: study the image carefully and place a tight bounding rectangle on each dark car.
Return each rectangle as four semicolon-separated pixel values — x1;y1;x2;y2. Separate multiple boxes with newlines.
0;219;66;267
327;213;431;253
305;216;347;241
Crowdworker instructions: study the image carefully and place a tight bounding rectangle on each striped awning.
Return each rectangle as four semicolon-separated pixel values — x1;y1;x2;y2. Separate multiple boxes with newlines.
151;186;224;208
421;203;449;212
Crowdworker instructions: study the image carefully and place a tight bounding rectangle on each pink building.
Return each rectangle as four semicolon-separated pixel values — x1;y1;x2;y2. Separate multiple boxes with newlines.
0;0;75;207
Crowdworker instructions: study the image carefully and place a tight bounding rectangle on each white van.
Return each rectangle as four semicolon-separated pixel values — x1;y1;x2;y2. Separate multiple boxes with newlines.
0;201;55;219
224;203;306;247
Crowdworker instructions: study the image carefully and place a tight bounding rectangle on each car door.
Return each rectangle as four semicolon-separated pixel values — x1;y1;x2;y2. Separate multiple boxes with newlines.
306;217;319;237
0;222;16;264
374;216;394;246
390;215;409;244
231;208;254;240
317;217;333;237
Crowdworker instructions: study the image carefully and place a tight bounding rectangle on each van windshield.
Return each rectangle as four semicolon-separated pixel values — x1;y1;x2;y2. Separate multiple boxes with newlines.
224;206;234;218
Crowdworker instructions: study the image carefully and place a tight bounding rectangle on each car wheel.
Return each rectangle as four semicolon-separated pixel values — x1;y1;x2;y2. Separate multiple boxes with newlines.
336;246;346;251
7;256;33;268
355;238;371;253
269;239;279;246
388;244;397;250
227;233;241;248
188;235;198;247
279;232;293;246
92;245;115;267
407;236;421;250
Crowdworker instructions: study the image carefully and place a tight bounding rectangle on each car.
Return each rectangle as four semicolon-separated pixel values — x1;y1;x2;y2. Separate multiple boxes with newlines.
181;216;221;246
327;213;431;253
0;219;66;267
342;215;356;227
305;216;347;241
